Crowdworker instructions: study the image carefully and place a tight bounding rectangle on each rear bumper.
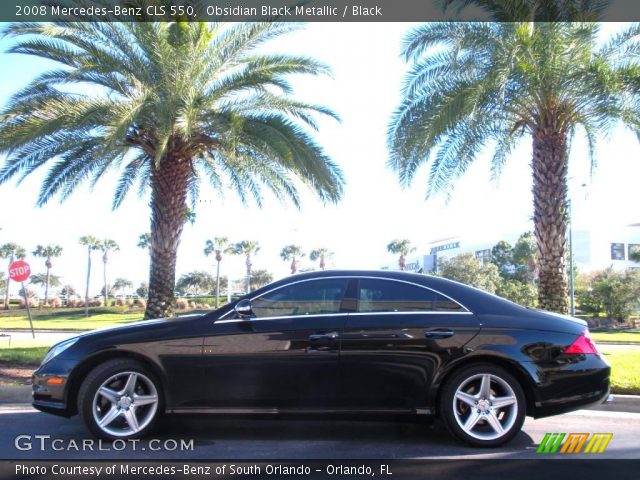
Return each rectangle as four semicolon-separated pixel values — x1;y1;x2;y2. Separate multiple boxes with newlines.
531;355;611;418
533;384;610;418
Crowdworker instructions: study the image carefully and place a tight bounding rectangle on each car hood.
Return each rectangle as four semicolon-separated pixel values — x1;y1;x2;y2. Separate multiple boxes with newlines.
78;313;206;339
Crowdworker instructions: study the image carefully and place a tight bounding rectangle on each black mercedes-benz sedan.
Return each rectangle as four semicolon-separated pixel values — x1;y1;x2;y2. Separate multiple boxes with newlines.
32;270;610;447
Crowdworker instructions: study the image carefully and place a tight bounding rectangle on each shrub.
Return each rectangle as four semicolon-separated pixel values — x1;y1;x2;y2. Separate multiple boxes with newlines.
576;268;640;322
49;298;62;308
438;253;501;294
89;298;103;307
115;298;126;307
496;280;537;307
135;298;146;309
19;298;37;308
189;301;197;309
176;299;188;310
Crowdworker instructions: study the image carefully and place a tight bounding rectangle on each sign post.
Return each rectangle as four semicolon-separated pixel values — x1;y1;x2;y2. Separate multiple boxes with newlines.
9;260;34;338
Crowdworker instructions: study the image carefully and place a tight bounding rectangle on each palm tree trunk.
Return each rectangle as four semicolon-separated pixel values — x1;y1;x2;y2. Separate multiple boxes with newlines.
145;154;191;319
245;255;252;294
532;126;569;314
215;260;221;309
44;266;50;306
103;254;108;307
290;257;296;274
85;248;91;318
319;254;325;270
3;256;13;310
399;254;406;271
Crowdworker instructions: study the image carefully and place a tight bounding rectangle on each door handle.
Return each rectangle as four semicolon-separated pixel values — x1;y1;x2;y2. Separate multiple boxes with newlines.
309;331;340;341
424;329;455;339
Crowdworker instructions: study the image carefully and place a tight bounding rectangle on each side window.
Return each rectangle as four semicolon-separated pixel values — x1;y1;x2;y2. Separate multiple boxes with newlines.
251;279;349;318
357;279;464;313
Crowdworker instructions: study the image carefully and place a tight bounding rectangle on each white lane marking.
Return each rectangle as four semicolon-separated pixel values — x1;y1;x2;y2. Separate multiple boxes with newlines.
0;408;35;414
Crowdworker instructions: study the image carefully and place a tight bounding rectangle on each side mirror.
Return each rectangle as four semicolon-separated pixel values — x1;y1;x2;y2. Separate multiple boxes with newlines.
234;298;253;319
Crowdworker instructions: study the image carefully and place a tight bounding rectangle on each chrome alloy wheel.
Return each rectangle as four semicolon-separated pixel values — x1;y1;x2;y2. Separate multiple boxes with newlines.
452;373;518;441
91;371;159;437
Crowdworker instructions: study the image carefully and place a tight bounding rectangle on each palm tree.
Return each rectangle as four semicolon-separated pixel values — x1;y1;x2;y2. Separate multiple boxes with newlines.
113;277;134;301
100;239;120;307
387;240;415;271
79;236;102;317
0;243;26;310
0;273;6;301
176;271;215;296
32;244;63;305
439;0;610;22
30;273;62;301
310;248;333;270
280;245;305;274
231;241;261;294
388;22;640;313
137;233;151;250
0;22;344;319
204;237;231;309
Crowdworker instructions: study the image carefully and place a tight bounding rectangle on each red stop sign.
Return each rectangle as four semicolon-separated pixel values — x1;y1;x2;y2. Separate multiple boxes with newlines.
8;260;31;282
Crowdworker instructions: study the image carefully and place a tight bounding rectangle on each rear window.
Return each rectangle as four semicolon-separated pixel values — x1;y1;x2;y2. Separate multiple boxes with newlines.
357;278;464;312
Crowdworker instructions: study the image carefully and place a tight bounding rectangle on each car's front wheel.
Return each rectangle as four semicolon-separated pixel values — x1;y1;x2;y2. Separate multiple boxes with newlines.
440;363;526;447
78;359;162;440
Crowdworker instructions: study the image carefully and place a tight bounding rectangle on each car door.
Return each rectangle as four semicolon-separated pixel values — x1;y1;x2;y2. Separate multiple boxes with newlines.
340;277;481;410
201;277;350;409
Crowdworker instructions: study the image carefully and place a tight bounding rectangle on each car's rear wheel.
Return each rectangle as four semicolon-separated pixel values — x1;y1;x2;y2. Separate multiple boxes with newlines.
78;359;162;440
440;363;525;447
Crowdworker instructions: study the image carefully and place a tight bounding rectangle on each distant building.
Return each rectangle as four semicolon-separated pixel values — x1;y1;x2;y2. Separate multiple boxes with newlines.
383;224;640;273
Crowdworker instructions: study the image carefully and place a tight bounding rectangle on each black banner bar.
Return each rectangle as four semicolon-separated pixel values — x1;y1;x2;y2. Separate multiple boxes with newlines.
3;460;640;480
3;0;640;22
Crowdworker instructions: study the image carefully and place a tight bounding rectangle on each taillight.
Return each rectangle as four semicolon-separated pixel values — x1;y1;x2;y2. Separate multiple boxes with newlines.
565;329;599;355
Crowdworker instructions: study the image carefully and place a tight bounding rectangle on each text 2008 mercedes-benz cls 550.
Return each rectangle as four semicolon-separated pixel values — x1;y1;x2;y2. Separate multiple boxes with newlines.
32;270;610;447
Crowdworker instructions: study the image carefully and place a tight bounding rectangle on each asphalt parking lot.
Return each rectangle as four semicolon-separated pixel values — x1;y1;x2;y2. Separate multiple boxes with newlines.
0;406;637;460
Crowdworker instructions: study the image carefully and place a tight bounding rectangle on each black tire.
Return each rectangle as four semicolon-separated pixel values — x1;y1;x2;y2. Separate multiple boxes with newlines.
439;363;526;447
78;358;163;440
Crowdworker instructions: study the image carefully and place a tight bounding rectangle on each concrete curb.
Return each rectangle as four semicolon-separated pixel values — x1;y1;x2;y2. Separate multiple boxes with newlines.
591;394;640;414
0;329;89;333
0;386;31;404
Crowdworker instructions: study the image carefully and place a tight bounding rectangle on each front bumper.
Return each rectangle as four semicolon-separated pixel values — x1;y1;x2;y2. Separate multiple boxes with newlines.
32;364;73;418
32;398;73;418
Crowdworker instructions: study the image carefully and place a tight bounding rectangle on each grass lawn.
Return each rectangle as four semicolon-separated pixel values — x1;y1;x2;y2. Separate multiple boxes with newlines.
0;346;49;365
592;331;640;344
0;312;143;331
601;347;640;395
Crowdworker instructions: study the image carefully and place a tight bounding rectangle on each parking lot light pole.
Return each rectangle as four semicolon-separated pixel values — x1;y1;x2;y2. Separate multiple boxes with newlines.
569;200;575;317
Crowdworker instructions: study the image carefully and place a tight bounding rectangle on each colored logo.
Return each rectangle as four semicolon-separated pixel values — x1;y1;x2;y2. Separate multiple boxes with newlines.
537;433;613;454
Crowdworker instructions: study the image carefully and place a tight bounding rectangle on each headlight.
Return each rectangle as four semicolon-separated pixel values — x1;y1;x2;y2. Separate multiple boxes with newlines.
41;337;79;365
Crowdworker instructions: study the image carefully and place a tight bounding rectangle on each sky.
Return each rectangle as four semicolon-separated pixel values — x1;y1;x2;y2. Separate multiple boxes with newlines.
1;22;639;297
